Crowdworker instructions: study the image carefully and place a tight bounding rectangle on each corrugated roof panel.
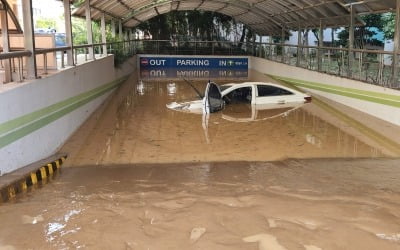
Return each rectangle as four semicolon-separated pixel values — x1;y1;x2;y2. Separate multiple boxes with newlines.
156;4;172;14
135;9;159;21
222;5;247;17
179;1;201;9
72;0;397;35
199;2;227;11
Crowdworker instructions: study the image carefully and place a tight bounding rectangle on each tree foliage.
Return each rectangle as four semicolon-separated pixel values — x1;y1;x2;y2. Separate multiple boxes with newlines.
36;18;56;29
137;10;249;42
338;14;385;48
382;13;395;40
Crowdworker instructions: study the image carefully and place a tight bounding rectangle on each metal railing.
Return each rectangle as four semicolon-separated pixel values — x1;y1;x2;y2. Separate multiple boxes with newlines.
1;38;399;89
0;40;131;84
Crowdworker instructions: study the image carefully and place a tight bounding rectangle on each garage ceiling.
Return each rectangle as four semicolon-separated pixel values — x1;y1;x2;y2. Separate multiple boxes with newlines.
71;0;397;35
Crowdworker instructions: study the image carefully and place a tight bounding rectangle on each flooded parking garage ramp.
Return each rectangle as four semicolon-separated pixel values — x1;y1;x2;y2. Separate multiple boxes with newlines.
1;64;400;249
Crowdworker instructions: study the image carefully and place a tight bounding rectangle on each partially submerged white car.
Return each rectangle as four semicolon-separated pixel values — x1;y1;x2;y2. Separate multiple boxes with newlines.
166;81;311;114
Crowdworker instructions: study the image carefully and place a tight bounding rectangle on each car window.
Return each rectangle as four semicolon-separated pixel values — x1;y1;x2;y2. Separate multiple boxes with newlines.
220;85;232;91
223;87;252;104
257;85;293;96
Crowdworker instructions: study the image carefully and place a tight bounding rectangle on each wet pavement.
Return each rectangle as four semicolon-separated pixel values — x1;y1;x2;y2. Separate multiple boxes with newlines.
1;71;400;249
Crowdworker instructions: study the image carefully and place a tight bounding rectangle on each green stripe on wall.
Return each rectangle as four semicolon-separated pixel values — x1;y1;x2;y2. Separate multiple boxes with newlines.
270;75;400;108
0;76;127;149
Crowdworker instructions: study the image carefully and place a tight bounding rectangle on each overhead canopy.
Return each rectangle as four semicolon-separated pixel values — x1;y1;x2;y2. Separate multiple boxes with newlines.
0;0;23;34
71;0;396;35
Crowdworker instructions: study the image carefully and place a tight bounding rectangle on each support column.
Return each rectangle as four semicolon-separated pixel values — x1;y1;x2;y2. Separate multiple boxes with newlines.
296;27;301;67
85;0;94;60
101;12;107;56
111;19;116;38
119;19;123;41
22;0;37;79
63;0;73;66
259;36;262;57
1;4;11;82
348;4;355;77
281;26;285;62
317;20;324;71
393;0;400;86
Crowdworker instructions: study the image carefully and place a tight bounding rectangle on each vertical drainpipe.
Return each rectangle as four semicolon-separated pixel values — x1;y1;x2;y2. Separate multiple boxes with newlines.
1;3;11;83
281;25;285;63
101;12;107;56
393;0;400;87
317;20;324;72
85;0;94;60
22;0;37;79
63;0;74;66
297;25;301;67
348;4;355;77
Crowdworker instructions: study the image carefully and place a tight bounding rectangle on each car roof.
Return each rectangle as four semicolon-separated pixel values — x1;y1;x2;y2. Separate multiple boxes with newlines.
220;82;302;94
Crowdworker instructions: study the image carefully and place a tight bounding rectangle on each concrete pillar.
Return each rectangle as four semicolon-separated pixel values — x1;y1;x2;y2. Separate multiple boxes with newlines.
317;20;324;71
1;5;12;83
85;0;94;60
101;12;107;56
119;19;123;41
63;0;73;66
393;0;400;86
21;0;37;79
348;4;355;77
296;27;301;67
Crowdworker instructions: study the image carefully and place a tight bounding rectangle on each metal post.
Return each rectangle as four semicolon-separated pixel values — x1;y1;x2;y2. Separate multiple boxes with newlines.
348;4;355;77
101;13;107;56
317;20;324;72
281;25;285;63
63;0;74;66
393;0;400;86
296;27;301;67
304;29;309;67
1;6;12;82
85;0;94;60
252;33;256;56
21;0;37;79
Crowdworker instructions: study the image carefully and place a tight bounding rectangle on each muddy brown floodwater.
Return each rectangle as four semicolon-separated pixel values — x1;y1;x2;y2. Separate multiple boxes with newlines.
1;71;400;250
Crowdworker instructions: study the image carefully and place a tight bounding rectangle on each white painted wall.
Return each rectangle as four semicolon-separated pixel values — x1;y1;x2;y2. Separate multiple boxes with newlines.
0;55;136;176
250;56;400;126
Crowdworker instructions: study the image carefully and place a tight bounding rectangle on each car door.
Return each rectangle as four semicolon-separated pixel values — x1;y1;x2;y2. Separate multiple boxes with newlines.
203;81;224;113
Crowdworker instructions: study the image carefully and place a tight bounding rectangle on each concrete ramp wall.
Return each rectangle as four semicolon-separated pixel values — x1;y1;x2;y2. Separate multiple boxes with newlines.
0;55;136;175
250;56;400;126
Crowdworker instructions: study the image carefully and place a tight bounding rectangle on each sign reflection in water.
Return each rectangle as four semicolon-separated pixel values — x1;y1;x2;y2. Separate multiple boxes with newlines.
140;68;249;80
